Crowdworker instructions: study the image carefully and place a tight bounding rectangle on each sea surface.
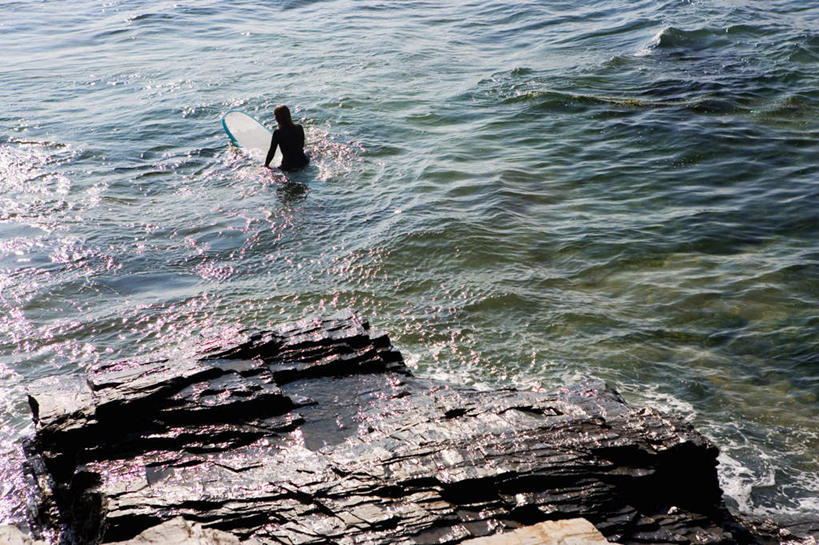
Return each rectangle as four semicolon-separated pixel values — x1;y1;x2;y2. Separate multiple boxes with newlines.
1;0;817;535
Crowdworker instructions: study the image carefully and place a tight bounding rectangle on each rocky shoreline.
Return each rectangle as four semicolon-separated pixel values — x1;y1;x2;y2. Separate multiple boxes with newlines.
16;310;802;544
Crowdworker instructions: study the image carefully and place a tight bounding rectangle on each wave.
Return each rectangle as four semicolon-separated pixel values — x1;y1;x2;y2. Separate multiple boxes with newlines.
126;12;176;24
647;25;759;52
644;23;819;63
497;87;754;116
783;32;819;63
480;41;818;118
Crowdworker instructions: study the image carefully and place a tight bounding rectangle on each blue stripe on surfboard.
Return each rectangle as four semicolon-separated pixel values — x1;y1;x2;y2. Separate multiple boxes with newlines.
221;116;240;146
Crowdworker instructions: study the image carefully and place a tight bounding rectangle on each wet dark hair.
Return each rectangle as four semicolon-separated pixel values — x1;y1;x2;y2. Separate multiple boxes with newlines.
274;105;295;128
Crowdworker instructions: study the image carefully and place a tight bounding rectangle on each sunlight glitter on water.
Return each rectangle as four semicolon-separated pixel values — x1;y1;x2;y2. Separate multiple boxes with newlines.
0;0;817;532
0;141;74;226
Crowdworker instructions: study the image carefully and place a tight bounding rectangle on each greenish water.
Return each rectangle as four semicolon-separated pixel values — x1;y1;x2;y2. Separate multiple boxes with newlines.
1;0;817;530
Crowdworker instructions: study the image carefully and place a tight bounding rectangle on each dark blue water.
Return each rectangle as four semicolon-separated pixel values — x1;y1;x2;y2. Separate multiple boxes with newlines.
1;0;817;531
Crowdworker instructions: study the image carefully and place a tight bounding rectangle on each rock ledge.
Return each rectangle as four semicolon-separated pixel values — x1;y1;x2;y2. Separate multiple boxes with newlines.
24;310;769;544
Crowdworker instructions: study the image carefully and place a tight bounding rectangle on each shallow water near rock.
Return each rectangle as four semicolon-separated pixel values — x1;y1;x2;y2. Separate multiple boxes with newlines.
1;0;817;531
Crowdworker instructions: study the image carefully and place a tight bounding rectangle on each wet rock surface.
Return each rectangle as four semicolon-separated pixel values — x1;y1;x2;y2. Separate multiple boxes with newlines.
24;310;776;544
461;518;613;545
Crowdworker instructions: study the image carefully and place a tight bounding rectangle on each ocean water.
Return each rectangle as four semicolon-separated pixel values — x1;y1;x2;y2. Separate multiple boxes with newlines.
1;0;817;534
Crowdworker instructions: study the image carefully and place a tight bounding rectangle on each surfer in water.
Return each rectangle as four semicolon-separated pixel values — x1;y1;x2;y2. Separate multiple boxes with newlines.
265;105;309;171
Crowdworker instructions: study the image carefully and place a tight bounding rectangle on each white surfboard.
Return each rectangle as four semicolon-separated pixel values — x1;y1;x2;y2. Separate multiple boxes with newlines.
221;110;281;165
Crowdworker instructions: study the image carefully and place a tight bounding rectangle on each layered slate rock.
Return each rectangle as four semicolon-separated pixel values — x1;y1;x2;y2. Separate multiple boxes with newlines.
25;310;759;544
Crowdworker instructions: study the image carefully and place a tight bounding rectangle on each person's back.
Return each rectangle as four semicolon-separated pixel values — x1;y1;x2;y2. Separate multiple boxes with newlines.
265;105;309;171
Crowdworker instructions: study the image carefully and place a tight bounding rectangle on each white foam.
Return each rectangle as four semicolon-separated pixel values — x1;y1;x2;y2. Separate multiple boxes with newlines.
635;28;664;56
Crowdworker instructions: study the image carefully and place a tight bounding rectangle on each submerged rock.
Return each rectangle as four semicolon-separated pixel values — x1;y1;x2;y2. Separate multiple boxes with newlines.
24;310;767;544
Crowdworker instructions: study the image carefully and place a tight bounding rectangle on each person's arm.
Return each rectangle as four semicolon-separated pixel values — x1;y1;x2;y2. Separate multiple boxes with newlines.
264;131;279;168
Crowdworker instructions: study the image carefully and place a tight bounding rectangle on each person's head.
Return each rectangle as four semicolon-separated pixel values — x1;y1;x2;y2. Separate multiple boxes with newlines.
274;105;295;128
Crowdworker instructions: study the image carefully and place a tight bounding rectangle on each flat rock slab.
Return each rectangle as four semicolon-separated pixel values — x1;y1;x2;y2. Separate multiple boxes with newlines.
25;310;760;544
110;517;263;545
461;518;614;545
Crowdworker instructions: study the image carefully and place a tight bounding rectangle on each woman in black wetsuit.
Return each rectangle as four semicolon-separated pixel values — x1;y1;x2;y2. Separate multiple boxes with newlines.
264;105;309;171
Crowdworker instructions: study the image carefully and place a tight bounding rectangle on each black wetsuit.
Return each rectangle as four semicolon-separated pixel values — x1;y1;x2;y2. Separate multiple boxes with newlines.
265;124;309;171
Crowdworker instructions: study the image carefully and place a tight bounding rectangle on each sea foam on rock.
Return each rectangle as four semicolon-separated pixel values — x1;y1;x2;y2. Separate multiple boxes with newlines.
23;309;768;544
